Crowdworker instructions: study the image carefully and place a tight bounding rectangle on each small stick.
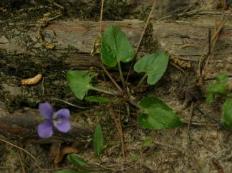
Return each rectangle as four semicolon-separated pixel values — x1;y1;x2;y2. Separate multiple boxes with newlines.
126;0;157;82
198;18;225;84
187;102;194;144
110;108;126;159
0;138;42;170
118;62;126;89
99;0;105;33
135;0;156;57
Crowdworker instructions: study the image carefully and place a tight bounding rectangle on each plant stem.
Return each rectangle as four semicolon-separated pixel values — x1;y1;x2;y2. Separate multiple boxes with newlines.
136;74;147;89
101;63;123;93
90;86;119;96
128;96;140;109
118;62;126;89
51;98;87;109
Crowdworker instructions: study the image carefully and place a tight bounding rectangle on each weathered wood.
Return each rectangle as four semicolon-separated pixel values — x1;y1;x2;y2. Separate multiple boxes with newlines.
0;20;144;54
43;20;144;53
1;16;232;111
153;22;209;56
152;20;232;78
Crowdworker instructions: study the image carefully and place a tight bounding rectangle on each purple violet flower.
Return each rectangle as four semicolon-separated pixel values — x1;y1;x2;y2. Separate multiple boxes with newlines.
37;102;71;138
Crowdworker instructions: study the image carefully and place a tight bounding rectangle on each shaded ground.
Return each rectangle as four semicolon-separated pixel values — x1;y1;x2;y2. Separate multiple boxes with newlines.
1;0;232;173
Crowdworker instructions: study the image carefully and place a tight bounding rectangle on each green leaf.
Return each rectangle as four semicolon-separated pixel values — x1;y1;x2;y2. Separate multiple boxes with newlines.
67;70;94;100
93;124;104;156
221;99;232;128
85;96;110;104
134;52;169;85
138;96;182;129
101;25;134;67
55;170;77;173
206;74;229;103
67;154;87;167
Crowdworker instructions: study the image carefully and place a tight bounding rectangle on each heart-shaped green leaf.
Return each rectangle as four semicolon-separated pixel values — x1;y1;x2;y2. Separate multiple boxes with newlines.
221;98;232;128
134;52;169;85
67;70;94;100
206;73;229;103
138;96;182;129
93;124;104;157
101;25;134;67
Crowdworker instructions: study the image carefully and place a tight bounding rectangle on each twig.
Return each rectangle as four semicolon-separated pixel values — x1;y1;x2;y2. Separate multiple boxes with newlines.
187;103;193;130
126;0;157;82
0;138;42;170
135;0;157;57
203;19;225;74
187;102;194;144
18;151;26;173
110;108;126;160
99;0;104;33
198;17;225;84
118;62;126;89
136;74;147;89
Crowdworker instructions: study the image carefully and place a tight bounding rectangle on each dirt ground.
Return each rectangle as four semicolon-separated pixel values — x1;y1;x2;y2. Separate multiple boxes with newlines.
1;0;232;173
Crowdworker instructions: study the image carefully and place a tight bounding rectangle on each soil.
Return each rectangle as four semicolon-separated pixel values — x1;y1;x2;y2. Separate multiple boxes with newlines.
0;0;232;173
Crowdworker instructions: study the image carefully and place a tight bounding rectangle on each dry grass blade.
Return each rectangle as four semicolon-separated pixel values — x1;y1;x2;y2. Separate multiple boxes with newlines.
126;0;157;82
135;0;157;57
99;0;104;33
0;138;42;170
110;108;126;159
198;18;225;84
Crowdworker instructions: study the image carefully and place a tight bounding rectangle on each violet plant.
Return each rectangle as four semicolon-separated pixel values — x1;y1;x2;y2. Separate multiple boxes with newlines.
67;25;182;131
37;102;71;138
206;73;232;128
65;25;183;159
57;25;183;173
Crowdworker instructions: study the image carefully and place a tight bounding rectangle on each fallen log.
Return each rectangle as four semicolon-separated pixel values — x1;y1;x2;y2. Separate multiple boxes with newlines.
152;20;232;79
1;16;232;112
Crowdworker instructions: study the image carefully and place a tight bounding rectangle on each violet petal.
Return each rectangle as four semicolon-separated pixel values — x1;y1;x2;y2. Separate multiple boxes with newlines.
37;120;53;138
53;118;71;133
54;108;70;119
39;102;53;119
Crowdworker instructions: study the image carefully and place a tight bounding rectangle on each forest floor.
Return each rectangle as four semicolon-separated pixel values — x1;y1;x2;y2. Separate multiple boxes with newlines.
1;0;232;173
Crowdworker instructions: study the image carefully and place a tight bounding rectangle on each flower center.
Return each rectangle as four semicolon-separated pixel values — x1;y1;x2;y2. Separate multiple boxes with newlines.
52;113;62;126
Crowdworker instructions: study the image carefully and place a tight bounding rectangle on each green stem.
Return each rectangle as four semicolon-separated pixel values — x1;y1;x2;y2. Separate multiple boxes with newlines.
51;98;87;109
118;62;126;89
90;86;119;96
136;74;147;88
101;63;123;92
